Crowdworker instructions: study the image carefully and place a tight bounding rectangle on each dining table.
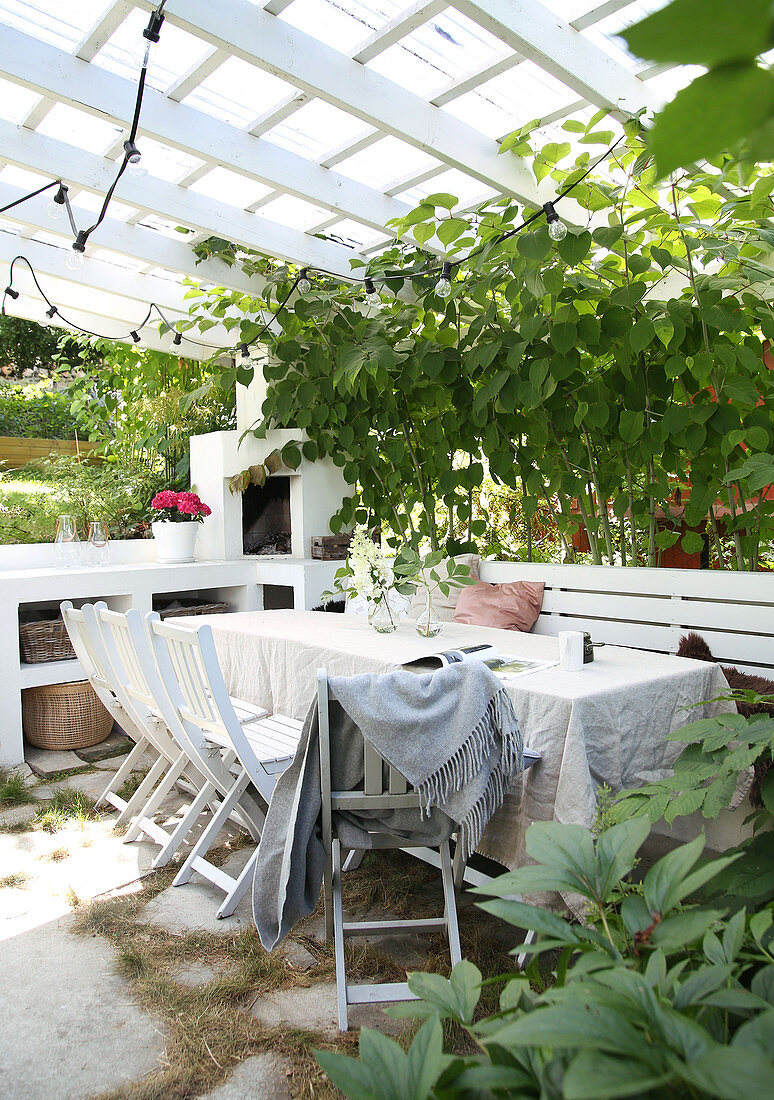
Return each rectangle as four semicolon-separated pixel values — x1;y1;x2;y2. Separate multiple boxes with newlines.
191;609;734;879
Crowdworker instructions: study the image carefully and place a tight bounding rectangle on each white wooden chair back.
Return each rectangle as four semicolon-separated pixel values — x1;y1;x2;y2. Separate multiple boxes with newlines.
90;603;180;764
60;600;145;745
148;617;288;803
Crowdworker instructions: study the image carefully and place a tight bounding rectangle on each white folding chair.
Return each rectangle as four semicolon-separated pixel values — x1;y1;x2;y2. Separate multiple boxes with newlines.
93;603;232;868
147;616;303;918
317;667;463;1032
60;600;176;829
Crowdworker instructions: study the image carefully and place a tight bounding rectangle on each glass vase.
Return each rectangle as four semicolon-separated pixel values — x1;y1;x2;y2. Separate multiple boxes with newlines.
55;514;82;569
415;589;443;638
368;599;398;634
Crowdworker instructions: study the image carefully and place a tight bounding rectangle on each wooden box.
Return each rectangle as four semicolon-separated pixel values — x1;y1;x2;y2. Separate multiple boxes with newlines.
311;535;351;561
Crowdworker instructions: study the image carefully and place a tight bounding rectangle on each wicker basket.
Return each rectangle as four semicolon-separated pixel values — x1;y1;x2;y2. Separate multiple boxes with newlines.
22;681;113;751
19;618;76;664
158;601;229;620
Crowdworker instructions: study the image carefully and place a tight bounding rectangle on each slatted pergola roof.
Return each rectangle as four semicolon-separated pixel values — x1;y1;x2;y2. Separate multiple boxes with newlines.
0;0;691;357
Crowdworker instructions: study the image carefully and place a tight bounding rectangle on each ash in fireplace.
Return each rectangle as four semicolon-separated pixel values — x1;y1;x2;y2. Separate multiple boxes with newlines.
244;529;291;555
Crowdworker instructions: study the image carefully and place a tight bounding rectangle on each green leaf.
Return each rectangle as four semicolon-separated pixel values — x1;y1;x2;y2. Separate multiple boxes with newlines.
654;317;675;347
649;64;774;179
680;1047;774;1098
486;1004;651;1057
551;322;577;355
557;230;592;266
651;910;725;952
622;0;774;68
437;218;468;246
517;228;552;262
629;317;655;355
564;1051;671;1100
314;1049;380;1100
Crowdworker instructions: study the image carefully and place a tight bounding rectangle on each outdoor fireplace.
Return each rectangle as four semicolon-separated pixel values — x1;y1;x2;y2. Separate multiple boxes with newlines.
242;476;291;556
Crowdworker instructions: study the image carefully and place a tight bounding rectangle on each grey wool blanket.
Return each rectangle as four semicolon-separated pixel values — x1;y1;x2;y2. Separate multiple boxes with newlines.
251;662;523;950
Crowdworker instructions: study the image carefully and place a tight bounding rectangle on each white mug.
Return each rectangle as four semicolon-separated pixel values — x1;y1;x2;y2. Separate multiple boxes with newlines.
559;630;585;671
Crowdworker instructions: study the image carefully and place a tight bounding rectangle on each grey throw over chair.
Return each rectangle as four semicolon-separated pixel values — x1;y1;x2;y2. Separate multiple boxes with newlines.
317;667;462;1032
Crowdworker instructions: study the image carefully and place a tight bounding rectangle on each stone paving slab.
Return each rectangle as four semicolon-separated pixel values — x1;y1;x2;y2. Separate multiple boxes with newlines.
24;746;85;777
196;1054;292;1100
250;982;405;1037
0;914;165;1100
143;847;255;935
35;769;109;803
75;729;131;762
0;804;37;829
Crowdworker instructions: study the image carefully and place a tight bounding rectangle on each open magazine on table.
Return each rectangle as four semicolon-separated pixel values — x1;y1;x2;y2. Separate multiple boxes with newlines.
406;643;556;680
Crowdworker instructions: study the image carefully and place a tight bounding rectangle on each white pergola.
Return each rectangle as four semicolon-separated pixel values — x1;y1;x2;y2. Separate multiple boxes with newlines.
0;0;685;358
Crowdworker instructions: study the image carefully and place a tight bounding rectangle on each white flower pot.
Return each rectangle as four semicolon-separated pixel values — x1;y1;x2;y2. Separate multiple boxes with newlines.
152;520;199;564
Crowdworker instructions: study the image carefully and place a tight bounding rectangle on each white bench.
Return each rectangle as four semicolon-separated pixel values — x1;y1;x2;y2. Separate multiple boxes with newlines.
479;561;774;679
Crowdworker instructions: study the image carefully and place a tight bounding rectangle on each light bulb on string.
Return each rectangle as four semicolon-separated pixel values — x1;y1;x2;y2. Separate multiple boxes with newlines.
435;261;452;299
46;183;69;221
124;140;147;179
172;331;183;347
363;277;381;307
130;330;141;345
65;230;88;271
544;201;567;242
297;268;311;294
46;306;57;318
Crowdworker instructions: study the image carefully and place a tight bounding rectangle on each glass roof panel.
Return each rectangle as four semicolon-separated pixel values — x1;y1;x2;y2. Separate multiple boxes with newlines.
256;193;331;230
35;102;121;154
459;60;578;137
336;136;441;190
0;165;50;192
122;138;204;184
188;167;275;209
582;0;671;73
279;0;379;52
263;99;368;160
368;7;510;98
395;168;497;209
92;8;214;94
133;213;198;240
0;0;101;51
183;58;296;127
0;75;40;124
322;218;391;250
68;189;137;222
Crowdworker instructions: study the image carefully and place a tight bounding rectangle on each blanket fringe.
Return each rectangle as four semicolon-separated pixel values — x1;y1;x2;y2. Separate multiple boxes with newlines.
416;688;523;860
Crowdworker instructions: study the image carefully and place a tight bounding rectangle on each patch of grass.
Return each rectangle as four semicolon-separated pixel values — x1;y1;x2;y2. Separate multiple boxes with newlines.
116;767;150;803
41;846;70;863
0;767;36;808
0;817;35;834
34;788;100;833
0;871;29;889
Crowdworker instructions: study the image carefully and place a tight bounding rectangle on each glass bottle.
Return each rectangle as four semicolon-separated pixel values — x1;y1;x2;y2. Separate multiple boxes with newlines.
86;521;110;567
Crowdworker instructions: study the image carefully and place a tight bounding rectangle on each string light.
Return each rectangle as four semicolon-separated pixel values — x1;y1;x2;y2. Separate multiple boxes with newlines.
173;331;183;346
435;261;452;298
46;183;69;221
123;139;147;179
363;277;381;307
297;267;311;294
543;200;567;242
130;330;141;344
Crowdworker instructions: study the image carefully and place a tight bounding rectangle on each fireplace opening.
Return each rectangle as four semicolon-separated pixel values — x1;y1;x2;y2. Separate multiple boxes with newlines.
242;476;291;555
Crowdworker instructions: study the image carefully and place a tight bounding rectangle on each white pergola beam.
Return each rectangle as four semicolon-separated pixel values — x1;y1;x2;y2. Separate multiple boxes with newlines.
449;0;661;117
0;27;409;236
0;119;361;277
352;0;446;64
77;1;134;62
0;180;263;295
155;0;542;205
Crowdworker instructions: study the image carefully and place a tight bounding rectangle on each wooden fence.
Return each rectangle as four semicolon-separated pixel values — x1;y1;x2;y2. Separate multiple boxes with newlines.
0;436;101;466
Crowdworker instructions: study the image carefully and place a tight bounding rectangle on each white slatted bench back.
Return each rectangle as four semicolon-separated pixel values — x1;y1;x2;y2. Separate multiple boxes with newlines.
479;561;774;678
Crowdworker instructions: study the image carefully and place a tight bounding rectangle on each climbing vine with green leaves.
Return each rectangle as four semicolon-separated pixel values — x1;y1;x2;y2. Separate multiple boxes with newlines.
184;112;774;568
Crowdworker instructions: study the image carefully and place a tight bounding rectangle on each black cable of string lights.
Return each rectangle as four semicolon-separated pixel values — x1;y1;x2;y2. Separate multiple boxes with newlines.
1;131;624;356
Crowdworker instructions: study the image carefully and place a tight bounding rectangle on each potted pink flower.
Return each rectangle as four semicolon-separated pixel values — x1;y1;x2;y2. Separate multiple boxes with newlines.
150;489;212;563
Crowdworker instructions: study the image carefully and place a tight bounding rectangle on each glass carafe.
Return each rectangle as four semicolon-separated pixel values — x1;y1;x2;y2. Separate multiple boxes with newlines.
55;514;81;568
86;521;110;567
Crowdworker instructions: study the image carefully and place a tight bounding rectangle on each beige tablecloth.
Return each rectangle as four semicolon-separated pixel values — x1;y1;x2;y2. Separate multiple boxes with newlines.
196;610;732;872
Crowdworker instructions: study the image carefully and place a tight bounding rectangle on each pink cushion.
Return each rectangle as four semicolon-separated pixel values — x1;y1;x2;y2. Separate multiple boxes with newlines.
452;580;545;632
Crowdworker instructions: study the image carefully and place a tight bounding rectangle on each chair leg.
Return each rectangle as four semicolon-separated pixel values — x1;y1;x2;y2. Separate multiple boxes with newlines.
123;751;188;843
332;837;348;1032
151;779;216;869
452;838;467;891
216;846;258;919
116;753;168;829
439;839;462;967
172;771;253;887
96;737;152;810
